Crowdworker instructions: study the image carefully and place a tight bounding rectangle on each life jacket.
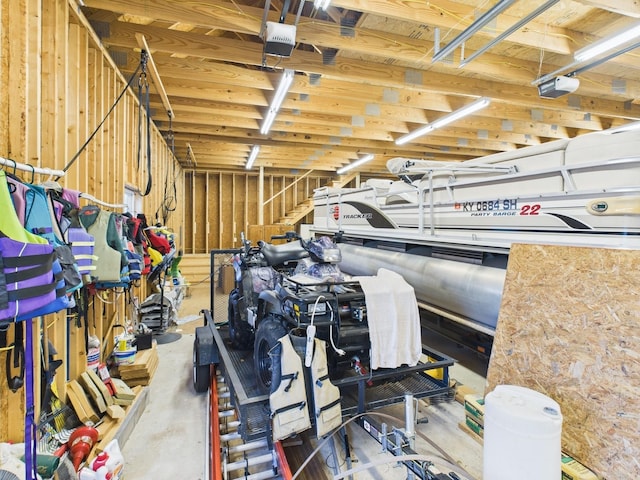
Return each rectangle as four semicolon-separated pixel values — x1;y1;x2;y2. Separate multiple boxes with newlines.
14;181;83;295
125;241;143;281
147;246;163;266
0;171;67;323
66;217;97;277
47;189;97;278
137;214;172;255
309;338;342;438
79;206;128;285
123;213;151;280
269;334;311;441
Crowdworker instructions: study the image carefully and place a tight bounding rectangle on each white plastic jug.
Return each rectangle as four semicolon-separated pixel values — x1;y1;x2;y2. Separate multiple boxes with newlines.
87;439;125;480
483;385;562;480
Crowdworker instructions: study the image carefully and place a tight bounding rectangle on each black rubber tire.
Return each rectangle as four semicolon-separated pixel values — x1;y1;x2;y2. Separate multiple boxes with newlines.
193;339;210;393
254;316;288;394
228;288;254;350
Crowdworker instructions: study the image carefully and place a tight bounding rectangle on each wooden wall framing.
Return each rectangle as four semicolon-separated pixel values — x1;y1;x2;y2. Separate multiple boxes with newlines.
0;0;184;441
183;169;333;251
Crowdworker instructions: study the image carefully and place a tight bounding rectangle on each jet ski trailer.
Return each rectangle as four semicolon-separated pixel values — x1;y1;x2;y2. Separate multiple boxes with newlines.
312;128;640;335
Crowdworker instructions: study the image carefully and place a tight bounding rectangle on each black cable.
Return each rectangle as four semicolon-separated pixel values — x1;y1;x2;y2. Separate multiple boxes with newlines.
137;50;153;197
58;62;142;179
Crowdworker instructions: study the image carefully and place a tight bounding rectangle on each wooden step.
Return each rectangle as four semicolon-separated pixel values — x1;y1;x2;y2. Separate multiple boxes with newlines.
178;254;212;281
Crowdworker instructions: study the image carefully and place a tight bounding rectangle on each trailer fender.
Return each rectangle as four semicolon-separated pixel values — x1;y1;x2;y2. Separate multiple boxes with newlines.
195;325;219;366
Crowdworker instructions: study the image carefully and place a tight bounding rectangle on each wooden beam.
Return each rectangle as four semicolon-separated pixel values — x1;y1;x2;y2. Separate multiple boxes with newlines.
186;142;197;166
135;33;174;119
574;0;640;17
103;22;640;121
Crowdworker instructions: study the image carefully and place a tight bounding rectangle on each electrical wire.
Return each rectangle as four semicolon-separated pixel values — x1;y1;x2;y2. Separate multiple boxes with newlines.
326;302;345;356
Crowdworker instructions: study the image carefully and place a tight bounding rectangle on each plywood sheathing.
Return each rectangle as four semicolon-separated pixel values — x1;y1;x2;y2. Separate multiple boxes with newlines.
486;243;640;480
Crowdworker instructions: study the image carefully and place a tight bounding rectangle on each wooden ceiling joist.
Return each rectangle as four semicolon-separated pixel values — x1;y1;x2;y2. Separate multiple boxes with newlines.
81;0;640;173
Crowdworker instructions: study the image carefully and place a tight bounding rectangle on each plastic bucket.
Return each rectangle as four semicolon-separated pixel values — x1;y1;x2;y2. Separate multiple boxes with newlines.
483;385;562;480
113;348;136;366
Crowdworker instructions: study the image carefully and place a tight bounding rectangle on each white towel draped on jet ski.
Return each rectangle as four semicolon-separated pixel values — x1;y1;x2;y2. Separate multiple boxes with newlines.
355;268;421;370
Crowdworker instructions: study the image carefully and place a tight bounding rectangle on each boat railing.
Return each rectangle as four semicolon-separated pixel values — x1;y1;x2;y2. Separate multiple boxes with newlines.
314;155;640;236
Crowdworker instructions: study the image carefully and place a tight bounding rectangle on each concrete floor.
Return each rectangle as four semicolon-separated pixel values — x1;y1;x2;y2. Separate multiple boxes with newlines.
120;282;486;480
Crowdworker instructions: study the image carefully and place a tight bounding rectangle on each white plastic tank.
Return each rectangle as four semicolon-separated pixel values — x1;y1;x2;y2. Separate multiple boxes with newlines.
483;385;562;480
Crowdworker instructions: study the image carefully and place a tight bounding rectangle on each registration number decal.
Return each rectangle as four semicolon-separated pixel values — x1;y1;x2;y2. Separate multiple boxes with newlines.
455;200;541;216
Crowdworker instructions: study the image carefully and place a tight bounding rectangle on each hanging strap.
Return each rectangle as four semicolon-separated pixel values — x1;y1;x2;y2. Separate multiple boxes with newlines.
6;321;24;392
5;256;55;284
137;50;152;197
24;317;37;480
59;62;142;178
157;114;178;224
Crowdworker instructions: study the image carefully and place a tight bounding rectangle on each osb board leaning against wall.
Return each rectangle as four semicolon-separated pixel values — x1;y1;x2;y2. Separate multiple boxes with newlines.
486;243;640;480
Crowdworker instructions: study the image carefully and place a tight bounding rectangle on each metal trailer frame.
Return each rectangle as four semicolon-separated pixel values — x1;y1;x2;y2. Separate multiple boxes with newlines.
195;249;456;447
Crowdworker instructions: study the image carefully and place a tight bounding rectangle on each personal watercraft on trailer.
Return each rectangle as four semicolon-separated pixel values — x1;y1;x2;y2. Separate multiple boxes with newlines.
312;128;640;333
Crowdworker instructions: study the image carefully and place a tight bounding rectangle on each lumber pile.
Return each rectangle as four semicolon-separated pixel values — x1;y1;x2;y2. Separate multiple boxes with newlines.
65;344;158;427
116;343;159;387
94;385;144;454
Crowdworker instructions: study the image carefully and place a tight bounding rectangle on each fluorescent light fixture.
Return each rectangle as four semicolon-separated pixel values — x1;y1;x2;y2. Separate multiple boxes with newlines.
395;97;491;146
246;145;260;169
574;22;640;63
460;0;559;68
314;0;331;10
432;0;517;63
337;154;374;175
260;69;294;135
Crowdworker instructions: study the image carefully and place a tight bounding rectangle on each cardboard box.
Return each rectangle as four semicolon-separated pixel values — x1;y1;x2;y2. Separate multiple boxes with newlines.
561;454;599;480
465;414;484;437
464;394;485;426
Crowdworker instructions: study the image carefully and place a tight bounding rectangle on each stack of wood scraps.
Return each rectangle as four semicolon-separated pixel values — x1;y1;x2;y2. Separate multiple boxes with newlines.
117;343;159;387
94;385;144;455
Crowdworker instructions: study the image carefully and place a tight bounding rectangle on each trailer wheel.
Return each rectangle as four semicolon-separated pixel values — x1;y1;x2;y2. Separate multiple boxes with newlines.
254;316;287;393
193;339;211;393
228;289;254;350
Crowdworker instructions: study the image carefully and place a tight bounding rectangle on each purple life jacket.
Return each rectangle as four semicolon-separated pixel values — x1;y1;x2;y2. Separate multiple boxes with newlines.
0;236;63;323
67;226;96;276
0;170;69;323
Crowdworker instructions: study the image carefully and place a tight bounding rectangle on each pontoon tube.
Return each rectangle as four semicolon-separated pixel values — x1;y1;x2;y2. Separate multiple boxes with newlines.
339;243;506;331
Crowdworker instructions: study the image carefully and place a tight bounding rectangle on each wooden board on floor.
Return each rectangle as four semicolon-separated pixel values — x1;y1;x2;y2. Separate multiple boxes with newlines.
118;343;159;386
283;431;331;480
486;244;640;479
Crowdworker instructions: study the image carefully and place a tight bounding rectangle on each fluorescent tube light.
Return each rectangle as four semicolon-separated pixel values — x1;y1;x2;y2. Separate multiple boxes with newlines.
260;69;294;135
432;0;517;63
574;22;640;63
314;0;331;10
246;145;260;170
337;154;374;175
395;97;491;146
460;0;559;68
